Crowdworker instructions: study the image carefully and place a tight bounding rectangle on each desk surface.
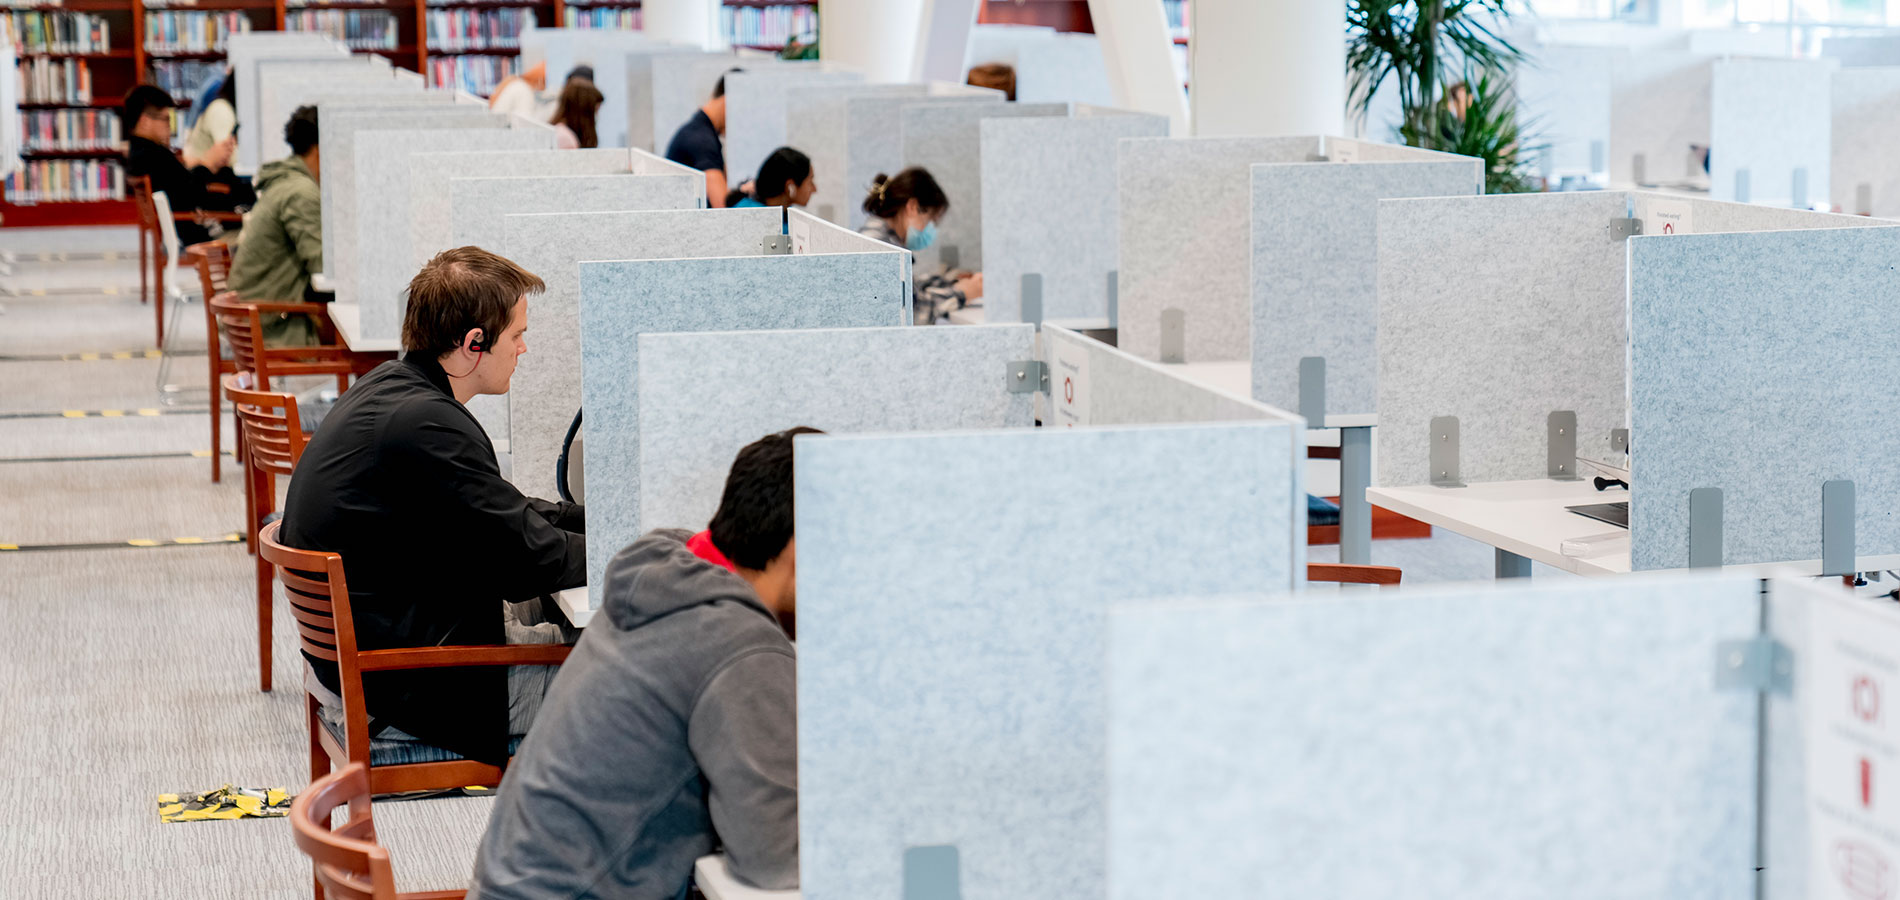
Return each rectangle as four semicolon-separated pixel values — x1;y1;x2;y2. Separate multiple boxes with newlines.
695;856;800;900
946;303;985;326
1159;360;1376;430
555;586;593;628
326;303;401;353
1369;479;1900;577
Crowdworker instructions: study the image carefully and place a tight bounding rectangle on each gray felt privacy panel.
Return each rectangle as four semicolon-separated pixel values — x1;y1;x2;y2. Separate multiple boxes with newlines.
979;109;1168;323
499;207;788;500
1105;574;1763;899
414;149;635;269
650;52;748;159
790;208;912;257
255;66;416;166
724;67;862;188
899;101;1069;272
622;46;699;153
965;25;1115;106
350;127;551;341
1513;45;1616;179
1709;58;1834;206
1823;34;1900;67
447;172;700;259
1042;327;1302;428
1117;136;1322;363
230;34;350;173
796;422;1302;900
576;238;910;590
319;108;503;303
1610;50;1712;188
1250;153;1482;419
1630;194;1887;235
637;325;1035;532
1628;225;1900;570
1375;192;1630;487
519;28;658;147
1830;67;1900;217
785;83;926;226
844;87;1001;229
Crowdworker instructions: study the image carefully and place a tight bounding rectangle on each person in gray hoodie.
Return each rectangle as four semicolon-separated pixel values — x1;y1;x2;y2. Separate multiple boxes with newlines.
469;427;810;899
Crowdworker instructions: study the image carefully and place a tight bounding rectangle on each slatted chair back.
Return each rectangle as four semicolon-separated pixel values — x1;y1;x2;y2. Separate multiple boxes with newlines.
259;521;372;748
211;294;264;386
196;241;233;297
288;763;398;900
196;246;238;483
227;379;305;478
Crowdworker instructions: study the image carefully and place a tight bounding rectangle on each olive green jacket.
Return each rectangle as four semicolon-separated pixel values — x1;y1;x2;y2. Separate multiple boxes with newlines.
228;156;323;346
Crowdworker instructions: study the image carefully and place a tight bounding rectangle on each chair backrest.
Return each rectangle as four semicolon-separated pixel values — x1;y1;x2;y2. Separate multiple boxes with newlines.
210;293;263;385
258;520;357;671
223;375;306;477
196;241;233;298
289;763;399;900
131;175;157;231
152;190;183;295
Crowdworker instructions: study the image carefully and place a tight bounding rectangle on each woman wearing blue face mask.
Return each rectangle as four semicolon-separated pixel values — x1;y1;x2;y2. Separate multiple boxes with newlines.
858;167;984;325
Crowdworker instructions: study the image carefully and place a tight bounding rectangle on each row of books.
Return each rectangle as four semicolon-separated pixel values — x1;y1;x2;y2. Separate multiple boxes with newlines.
143;11;253;53
1162;0;1189;39
720;4;813;47
3;158;125;203
427;52;514;96
424;7;529;53
18;108;122;151
8;10;112;55
149;58;221;97
16;56;92;105
285;9;398;51
564;7;639;30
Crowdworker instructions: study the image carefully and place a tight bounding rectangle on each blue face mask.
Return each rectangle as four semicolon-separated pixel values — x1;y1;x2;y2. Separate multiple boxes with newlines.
906;220;938;251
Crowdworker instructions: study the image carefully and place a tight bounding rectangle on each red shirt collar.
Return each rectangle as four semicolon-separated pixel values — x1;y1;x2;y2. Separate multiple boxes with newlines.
686;530;739;573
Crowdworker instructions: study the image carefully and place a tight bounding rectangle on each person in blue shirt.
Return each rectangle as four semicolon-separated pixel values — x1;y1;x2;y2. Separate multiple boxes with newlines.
732;147;814;209
665;70;738;207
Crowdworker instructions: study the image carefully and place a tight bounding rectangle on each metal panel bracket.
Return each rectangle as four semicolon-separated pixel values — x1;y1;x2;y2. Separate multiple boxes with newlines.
1021;272;1043;325
1611;428;1629;455
1006;360;1047;394
1158;308;1186;363
1735;168;1752;204
938;243;960;269
1106;270;1119;328
1297;356;1326;424
1823;479;1856;577
1715;636;1793;696
903;845;962;900
760;234;791;255
1547;410;1579;480
1689;487;1723;568
1429;416;1464;488
1609;218;1643;240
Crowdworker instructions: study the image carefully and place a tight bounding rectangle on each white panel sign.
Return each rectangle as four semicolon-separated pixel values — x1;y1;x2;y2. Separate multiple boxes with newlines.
1646;199;1695;235
1809;593;1900;900
790;215;811;255
1330;140;1358;164
1050;335;1091;427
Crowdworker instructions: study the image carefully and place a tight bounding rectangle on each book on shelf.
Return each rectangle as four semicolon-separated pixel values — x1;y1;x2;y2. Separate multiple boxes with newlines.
428;52;515;95
721;4;813;48
3;157;126;204
1162;0;1188;39
565;6;640;29
426;7;529;53
17;56;93;105
285;9;398;51
7;10;112;55
143;11;253;54
19;107;122;151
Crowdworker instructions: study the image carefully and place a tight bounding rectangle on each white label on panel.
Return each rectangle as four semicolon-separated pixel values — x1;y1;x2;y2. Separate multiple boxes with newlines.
1645;199;1694;236
1330;139;1359;164
790;216;811;255
1050;340;1091;428
1808;593;1900;900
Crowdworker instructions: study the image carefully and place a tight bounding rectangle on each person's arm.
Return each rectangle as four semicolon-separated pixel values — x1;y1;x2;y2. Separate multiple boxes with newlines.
705;168;730;208
687;649;798;890
284;180;324;279
913;272;967;324
525;497;585;532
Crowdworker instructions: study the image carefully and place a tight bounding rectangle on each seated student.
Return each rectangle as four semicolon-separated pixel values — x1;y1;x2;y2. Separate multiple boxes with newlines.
227;105;325;346
281;247;585;767
549;78;603;150
470;428;808;899
182;68;236;163
488;61;547;122
858;167;983;324
665;70;737;207
965;62;1017;101
732;146;815;209
121;84;255;246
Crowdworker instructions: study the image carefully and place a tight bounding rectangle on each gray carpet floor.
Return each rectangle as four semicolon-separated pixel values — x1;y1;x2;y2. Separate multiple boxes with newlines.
0;229;490;897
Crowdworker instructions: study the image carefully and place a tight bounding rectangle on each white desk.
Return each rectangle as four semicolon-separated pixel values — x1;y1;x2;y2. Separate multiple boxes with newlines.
1368;479;1900;578
946;303;985;326
326;302;401;353
555;586;593;628
694;855;800;900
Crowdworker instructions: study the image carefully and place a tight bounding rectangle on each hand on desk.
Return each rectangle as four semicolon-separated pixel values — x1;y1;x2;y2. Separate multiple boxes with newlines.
955;271;984;301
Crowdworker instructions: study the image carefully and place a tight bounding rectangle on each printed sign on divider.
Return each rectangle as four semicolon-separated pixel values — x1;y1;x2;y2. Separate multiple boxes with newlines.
1645;199;1695;236
1050;337;1090;428
1809;592;1900;900
1329;139;1358;164
790;216;811;255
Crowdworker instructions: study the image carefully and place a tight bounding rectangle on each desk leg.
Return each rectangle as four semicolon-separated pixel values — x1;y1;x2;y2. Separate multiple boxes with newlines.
1496;548;1532;579
1338;425;1372;566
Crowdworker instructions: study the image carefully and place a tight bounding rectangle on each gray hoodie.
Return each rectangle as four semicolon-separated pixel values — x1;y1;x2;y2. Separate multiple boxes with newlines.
470;529;798;899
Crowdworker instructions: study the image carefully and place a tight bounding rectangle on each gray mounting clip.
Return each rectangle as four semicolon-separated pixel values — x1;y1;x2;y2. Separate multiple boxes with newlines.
1609;218;1643;240
1714;636;1793;696
1858;182;1875;217
1305;152;1330;162
1298;357;1326;424
1106;270;1119;329
1158;308;1186;364
1021;273;1044;326
1429;416;1464;488
1548;411;1579;481
1689;487;1723;568
1611;428;1629;454
1823;479;1856;577
1006;360;1047;394
760;234;791;255
904;845;962;900
938;243;960;269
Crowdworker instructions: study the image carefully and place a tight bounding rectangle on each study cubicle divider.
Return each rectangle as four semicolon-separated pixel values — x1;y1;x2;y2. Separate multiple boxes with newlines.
795;417;1304;900
978;106;1169;325
723;67;863;193
1115;136;1321;364
784;83;931;226
1628;223;1900;571
650;51;755;160
1040;324;1301;437
319;106;512;304
347;123;556;339
621;46;704;154
844;84;1002;230
900;101;1068;274
1249;138;1481;421
1708;58;1835;207
634;324;1037;535
1512;44;1615;186
1830;67;1900;218
255;62;407;167
230;33;351;175
1105;573;1861;899
1823;33;1900;68
520;28;664;149
1374;191;1880;491
966;23;1118;107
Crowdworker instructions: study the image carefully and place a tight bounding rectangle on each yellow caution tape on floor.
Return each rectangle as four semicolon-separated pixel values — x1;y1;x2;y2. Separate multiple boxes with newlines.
0;532;242;553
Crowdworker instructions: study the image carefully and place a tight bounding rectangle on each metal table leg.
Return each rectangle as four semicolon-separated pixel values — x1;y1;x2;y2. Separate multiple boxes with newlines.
1338;425;1372;566
1496;548;1532;579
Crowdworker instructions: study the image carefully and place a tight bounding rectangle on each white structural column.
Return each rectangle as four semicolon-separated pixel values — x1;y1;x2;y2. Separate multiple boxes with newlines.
1191;0;1345;137
644;0;720;49
821;0;928;83
1086;0;1189;136
912;0;981;83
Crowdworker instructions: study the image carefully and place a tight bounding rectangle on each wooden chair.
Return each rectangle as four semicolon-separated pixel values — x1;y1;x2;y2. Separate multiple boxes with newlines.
290;763;467;900
225;376;308;692
131;175;242;346
259;521;574;796
1307;564;1403;586
193;243;237;482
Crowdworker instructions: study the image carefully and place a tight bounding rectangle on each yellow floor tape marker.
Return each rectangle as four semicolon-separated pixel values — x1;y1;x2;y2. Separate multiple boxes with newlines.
0;533;241;553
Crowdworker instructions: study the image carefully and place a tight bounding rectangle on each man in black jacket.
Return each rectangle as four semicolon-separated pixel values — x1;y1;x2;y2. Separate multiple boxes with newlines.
282;246;585;766
120;84;254;245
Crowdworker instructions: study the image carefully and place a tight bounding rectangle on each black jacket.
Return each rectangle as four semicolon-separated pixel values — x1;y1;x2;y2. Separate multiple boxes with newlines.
283;355;586;765
123;135;255;245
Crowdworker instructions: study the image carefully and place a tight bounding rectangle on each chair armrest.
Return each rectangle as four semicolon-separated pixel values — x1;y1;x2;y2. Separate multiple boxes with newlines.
173;211;244;223
1307;563;1403;586
354;644;574;672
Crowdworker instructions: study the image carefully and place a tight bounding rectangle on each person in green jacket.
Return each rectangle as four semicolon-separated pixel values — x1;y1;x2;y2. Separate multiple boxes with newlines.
227;105;324;347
